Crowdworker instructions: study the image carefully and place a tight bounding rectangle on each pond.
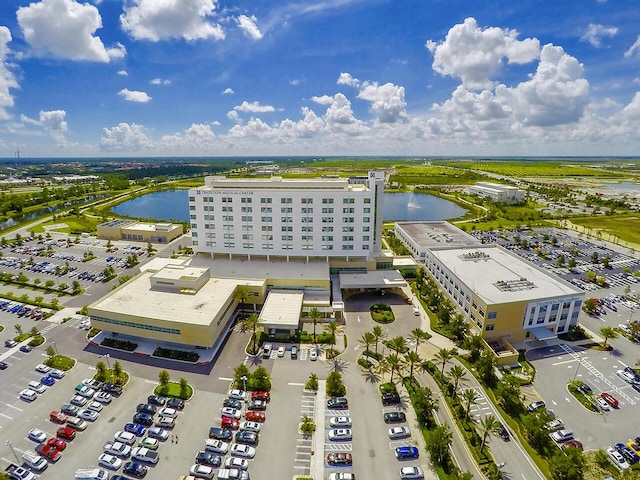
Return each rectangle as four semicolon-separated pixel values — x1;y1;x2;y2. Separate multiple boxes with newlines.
111;190;467;222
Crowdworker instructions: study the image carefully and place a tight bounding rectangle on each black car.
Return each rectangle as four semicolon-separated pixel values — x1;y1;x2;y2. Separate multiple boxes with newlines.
133;413;154;426
209;427;233;441
235;430;259;446
136;403;157;415
0;361;7;370
327;397;348;409
195;451;222;467
19;345;32;353
223;398;243;409
166;398;185;410
381;392;401;405
577;382;592;396
147;395;166;406
247;399;267;411
499;424;510;441
61;404;80;416
103;383;123;395
383;411;406;423
123;461;148;478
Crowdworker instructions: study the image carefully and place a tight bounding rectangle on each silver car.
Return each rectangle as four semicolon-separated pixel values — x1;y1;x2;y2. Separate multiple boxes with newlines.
328;428;352;441
388;426;411;439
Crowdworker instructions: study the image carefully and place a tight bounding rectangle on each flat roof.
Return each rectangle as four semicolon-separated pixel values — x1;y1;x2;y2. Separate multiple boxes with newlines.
339;270;407;289
397;221;480;249
202;175;368;191
188;255;329;281
90;271;248;327
259;291;304;327
152;265;208;282
430;245;582;304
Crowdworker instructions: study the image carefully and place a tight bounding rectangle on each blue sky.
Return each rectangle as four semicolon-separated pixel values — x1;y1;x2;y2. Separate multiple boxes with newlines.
0;0;639;158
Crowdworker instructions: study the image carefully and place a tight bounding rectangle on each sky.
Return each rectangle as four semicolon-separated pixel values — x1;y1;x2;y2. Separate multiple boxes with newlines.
0;0;639;158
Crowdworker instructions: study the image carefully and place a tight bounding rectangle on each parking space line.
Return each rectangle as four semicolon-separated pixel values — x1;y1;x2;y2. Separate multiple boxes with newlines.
6;404;22;411
0;413;12;420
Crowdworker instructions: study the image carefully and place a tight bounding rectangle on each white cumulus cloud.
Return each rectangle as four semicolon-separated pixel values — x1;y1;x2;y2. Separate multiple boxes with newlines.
234;101;275;113
100;122;153;151
237;15;263;40
150;78;171;85
0;27;18;120
118;88;152;103
121;0;225;42
311;95;334;105
426;17;540;89
161;123;215;149
117;70;128;76
17;0;126;62
222;87;234;95
357;82;407;123
337;72;360;87
580;23;618;47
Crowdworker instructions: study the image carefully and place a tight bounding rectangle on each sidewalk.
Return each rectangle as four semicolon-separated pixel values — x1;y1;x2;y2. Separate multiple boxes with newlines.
311;380;326;480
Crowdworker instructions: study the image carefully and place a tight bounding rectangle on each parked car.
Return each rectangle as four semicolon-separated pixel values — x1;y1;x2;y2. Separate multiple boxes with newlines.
87;401;104;412
19;345;32;353
28;428;47;443
235;430;259;446
66;416;88;431
545;419;564;431
70;395;88;407
156;416;175;428
498;424;510;441
35;364;51;373
147;427;170;441
94;392;113;404
50;369;65;379
0;361;7;370
577;382;592;395
395;446;419;460
329;474;356;480
35;443;62;462
550;429;574;443
189;464;214;479
251;391;270;402
381;392;401;405
136;404;157;415
61;404;80;416
133;413;154;427
384;411;406;423
238;421;261;433
221;417;239;430
327;397;348;409
230;444;256;458
123;461;148;478
328;428;352;441
114;431;137;445
601;392;619;408
327;452;352;466
102;383;123;396
309;349;318;361
227;389;246;401
527;401;545;412
196;451;222;467
388;426;411;439
615;443;640;465
147;395;166;406
124;423;147;437
20;389;38;402
607;446;630;470
617;370;636;384
74;384;95;398
204;439;229;455
56;427;76;441
244;410;265;422
399;466;424;480
99;453;123;470
329;416;352;428
596;398;611;411
224;457;249;471
41;375;55;386
103;441;132;458
49;411;68;424
246;399;267;411
166;398;185;410
28;381;46;394
221;407;242;419
210;427;233;440
78;409;99;422
223;398;243;409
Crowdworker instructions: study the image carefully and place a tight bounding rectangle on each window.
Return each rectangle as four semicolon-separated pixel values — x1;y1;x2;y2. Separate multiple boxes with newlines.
301;226;313;232
261;207;272;213
478;309;485;317
342;245;354;250
281;226;293;232
301;235;313;241
364;198;371;204
281;217;293;223
342;217;354;223
487;311;497;319
322;198;334;204
301;217;313;223
191;232;198;237
301;208;313;213
242;234;254;240
362;235;369;241
204;214;214;220
241;197;252;203
363;217;370;223
281;207;293;213
242;225;253;232
280;197;293;204
241;216;253;222
242;243;254;249
363;226;370;232
342;236;354;241
281;235;293;241
342;207;354;214
322;245;333;250
223;215;234;221
222;206;233;212
261;234;273;240
190;214;196;220
260;197;272;204
343;198;355;204
189;196;195;202
301;198;313;204
322;226;334;232
224;242;235;247
222;197;232;203
261;216;272;222
362;245;369;250
342;226;354;232
241;207;252;213
193;240;199;246
262;243;273;250
322;236;334;241
223;233;234;239
189;205;196;211
191;223;197;229
363;208;370;213
322;207;334;214
261;225;272;231
485;324;495;331
322;217;334;223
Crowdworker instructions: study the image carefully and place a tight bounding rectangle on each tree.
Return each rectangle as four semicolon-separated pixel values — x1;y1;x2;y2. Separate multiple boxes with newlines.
300;414;316;438
408;328;430;354
358;332;375;353
478;415;500;451
461;388;479;420
305;373;318;391
323;321;343;346
158;369;170;386
239;313;261;353
234;287;251;318
463;335;484;363
599;326;618;348
385;353;404;384
233;363;250;387
46;345;56;357
95;361;107;382
582;298;598;315
113;361;123;382
404;351;421;378
413;386;438;428
371;325;387;357
179;378;189;397
72;280;82;294
30;326;39;337
14;324;23;335
496;376;524;415
447;365;467;397
386;336;407;354
250;365;271;391
326;370;346;397
433;348;456;374
549;448;585;480
477;351;498;387
308;308;322;345
425;425;452;465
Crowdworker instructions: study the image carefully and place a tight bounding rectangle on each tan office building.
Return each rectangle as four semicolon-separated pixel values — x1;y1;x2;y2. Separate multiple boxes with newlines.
97;219;183;244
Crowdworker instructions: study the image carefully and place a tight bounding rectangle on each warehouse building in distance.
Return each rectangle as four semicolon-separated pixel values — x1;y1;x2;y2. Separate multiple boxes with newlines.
469;182;526;204
97;219;183;244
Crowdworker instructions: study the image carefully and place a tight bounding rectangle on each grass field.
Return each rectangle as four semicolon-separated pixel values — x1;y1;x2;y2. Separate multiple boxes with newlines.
391;165;486;185
30;214;101;235
435;160;630;178
569;214;640;245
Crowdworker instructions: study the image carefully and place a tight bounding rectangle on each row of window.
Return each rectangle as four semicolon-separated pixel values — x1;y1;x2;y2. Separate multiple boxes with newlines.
190;196;371;205
192;241;369;251
92;315;180;335
191;206;371;214
193;233;370;242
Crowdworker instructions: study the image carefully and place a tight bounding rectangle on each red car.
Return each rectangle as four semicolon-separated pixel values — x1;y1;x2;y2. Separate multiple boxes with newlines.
244;411;266;423
35;443;63;462
221;416;239;430
327;452;352;466
251;391;270;402
50;410;68;424
561;440;583;451
601;392;619;408
46;437;67;451
56;427;76;441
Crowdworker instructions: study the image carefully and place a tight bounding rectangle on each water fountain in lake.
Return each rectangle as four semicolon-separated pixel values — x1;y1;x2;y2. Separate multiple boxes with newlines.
407;192;421;209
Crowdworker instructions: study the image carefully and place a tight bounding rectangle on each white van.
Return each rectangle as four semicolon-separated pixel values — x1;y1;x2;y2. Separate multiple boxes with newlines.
74;468;109;480
22;452;48;472
20;389;37;402
412;307;420;316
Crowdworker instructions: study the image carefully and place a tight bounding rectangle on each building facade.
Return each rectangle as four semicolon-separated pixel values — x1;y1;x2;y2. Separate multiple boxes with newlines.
188;172;385;260
97;220;183;244
469;182;525;204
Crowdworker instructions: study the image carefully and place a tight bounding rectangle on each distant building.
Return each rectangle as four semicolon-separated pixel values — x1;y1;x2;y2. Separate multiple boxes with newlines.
469;182;525;204
97;219;182;244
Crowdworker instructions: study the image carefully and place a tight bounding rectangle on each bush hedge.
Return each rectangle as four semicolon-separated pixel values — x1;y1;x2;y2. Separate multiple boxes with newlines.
370;303;395;324
357;357;373;369
153;347;199;363
101;338;138;351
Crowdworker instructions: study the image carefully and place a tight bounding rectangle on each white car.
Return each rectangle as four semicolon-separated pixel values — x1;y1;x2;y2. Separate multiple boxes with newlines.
230;444;256;458
329;473;356;480
607;446;630;470
94;392;112;404
277;346;286;357
27;381;46;394
20;389;38;402
221;407;241;419
328;428;352;441
87;401;104;412
28;428;47;443
189;463;214;479
204;439;229;454
158;407;177;418
309;349;318;361
75;385;95;398
148;426;170;441
228;389;246;401
388;426;411;439
224;457;249;470
50;369;65;379
35;364;51;373
103;441;132;458
616;370;636;384
114;431;137;445
70;395;88;407
98;453;122;470
596;398;611;412
400;466;424;480
239;421;261;432
156;416;175;428
329;416;352;428
78;408;99;422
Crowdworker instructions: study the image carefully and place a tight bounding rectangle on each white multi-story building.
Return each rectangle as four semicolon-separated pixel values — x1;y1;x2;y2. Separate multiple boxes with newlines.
188;172;385;260
469;182;525;204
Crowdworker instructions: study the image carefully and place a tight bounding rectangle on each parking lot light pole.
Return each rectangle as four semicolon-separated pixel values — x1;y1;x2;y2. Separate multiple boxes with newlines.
573;358;581;381
5;440;20;465
241;375;247;394
52;341;58;355
100;353;111;370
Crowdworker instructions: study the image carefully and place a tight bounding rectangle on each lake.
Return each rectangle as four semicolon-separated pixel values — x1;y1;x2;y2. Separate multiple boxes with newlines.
112;190;467;222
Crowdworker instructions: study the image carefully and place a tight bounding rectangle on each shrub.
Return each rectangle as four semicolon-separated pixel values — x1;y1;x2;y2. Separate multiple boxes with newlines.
357;357;373;369
326;371;346;397
43;355;75;371
370;303;395;324
153;347;199;362
379;382;397;394
362;349;383;361
101;338;137;351
28;335;45;347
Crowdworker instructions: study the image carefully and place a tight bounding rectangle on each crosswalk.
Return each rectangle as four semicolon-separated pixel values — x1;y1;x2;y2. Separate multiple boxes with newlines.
468;387;492;419
38;322;57;335
325;443;352;451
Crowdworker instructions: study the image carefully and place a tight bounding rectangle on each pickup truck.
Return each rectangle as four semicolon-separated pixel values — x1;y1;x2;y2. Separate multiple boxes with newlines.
103;440;132;458
218;469;250;480
131;446;160;464
5;463;37;480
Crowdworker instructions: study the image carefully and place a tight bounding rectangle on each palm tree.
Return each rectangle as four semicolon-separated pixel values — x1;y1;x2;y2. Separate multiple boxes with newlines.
599;326;618;348
324;321;344;346
409;328;430;354
358;332;376;353
404;351;421;378
308;308;323;345
234;287;251;318
387;336;407;354
462;388;479;421
447;365;467;397
385;353;404;384
433;348;456;374
371;325;387;357
478;415;501;451
239;313;261;352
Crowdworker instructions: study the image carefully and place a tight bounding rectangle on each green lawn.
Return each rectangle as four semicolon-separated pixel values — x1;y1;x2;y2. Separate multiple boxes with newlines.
44;355;76;371
154;382;194;400
569;214;640;246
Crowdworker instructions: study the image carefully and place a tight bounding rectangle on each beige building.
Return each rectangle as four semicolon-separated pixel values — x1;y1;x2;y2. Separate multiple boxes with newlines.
97;219;183;244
